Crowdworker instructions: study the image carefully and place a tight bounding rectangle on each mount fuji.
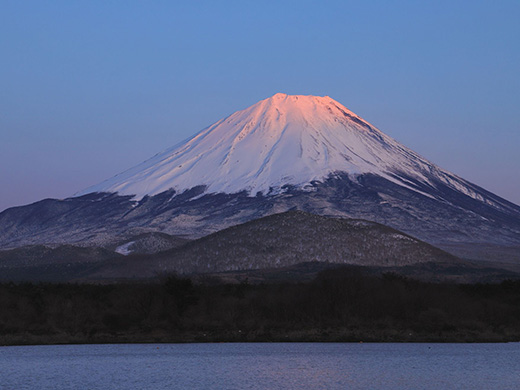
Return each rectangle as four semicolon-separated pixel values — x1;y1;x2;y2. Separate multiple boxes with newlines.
1;93;520;266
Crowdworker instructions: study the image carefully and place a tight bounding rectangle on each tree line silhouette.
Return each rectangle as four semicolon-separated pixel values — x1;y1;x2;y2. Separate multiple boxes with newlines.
1;266;519;344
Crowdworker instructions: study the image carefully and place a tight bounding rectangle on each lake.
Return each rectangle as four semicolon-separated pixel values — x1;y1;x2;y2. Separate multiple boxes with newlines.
1;343;519;389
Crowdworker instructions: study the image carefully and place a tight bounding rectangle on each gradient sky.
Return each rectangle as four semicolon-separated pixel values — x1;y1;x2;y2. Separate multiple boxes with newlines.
1;0;519;212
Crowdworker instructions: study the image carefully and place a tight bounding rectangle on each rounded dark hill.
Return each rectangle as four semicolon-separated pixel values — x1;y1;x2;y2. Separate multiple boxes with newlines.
93;211;463;279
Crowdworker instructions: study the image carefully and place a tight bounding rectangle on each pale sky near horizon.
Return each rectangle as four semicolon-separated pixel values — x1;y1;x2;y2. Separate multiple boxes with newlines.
1;0;519;211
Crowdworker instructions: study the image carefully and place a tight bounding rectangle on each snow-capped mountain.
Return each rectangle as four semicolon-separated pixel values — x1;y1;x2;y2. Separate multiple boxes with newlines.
79;93;486;204
1;93;520;264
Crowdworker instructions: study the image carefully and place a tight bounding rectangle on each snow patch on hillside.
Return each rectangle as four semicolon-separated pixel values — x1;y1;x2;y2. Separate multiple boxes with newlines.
115;241;135;255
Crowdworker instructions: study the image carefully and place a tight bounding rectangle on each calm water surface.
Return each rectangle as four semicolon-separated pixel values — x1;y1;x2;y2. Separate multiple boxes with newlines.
1;343;519;389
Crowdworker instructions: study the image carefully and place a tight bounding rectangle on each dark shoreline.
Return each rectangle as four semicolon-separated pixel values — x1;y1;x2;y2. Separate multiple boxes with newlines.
2;331;519;347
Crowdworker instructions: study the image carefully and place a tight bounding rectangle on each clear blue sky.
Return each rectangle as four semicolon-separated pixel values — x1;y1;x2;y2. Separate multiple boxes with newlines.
1;0;519;211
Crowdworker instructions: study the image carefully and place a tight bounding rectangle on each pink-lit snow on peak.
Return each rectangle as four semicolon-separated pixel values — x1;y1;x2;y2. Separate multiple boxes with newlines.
239;93;372;133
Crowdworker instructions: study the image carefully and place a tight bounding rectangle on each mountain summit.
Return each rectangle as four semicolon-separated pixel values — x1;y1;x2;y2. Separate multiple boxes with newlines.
80;93;462;200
